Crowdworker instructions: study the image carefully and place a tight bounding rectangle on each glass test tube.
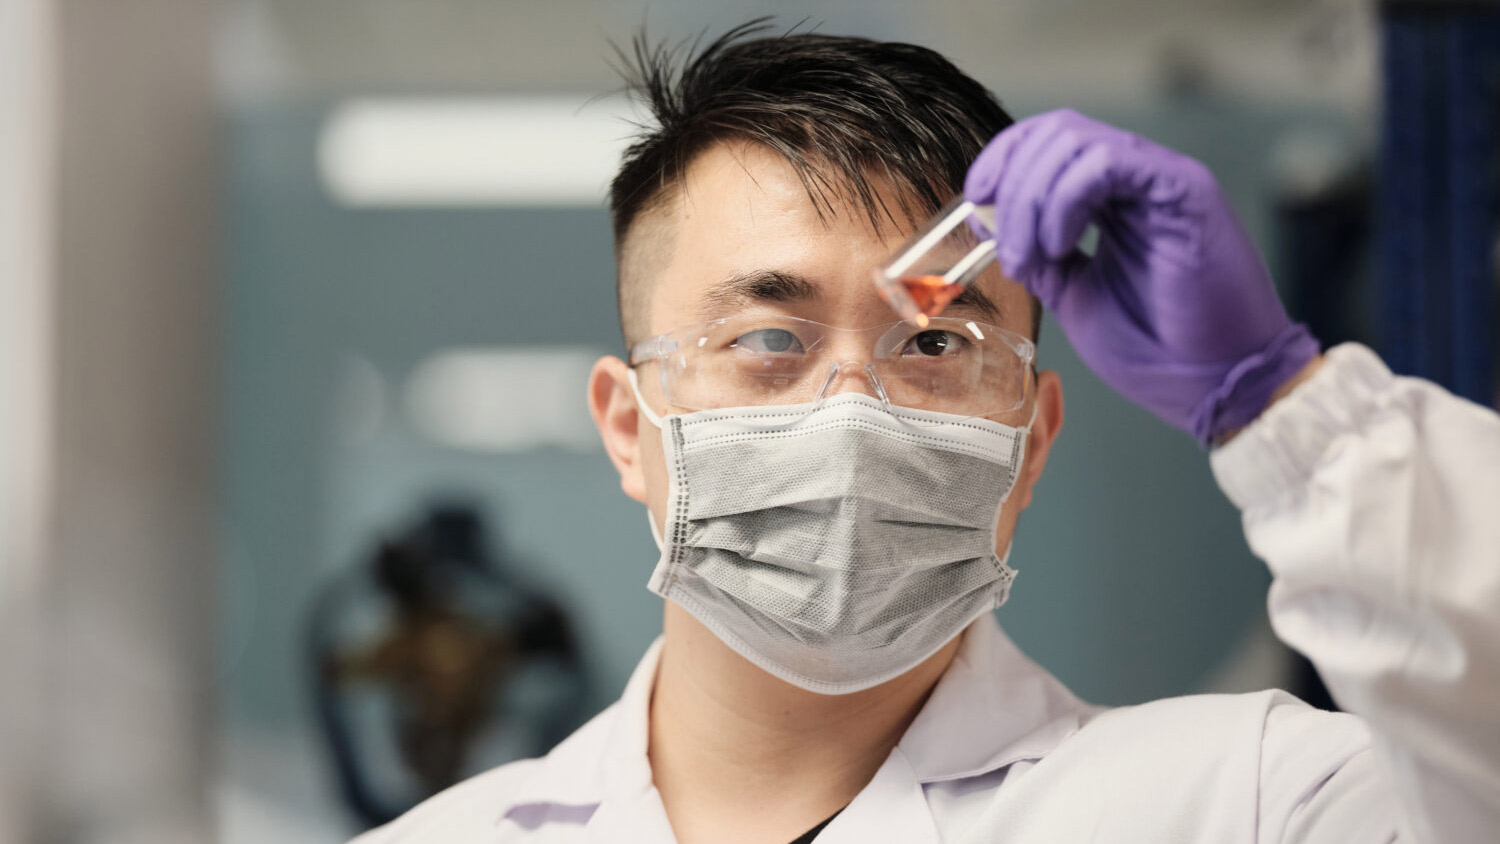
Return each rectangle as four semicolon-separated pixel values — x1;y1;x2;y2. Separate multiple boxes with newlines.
873;197;998;327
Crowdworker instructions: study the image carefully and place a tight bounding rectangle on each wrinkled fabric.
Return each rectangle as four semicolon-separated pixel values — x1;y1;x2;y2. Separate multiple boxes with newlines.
1211;343;1500;841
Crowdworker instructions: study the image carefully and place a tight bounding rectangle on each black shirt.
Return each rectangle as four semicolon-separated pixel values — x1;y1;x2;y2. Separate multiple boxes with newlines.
786;808;844;844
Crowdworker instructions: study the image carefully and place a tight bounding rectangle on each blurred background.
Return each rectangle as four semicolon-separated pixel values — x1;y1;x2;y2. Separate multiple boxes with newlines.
1;0;1496;842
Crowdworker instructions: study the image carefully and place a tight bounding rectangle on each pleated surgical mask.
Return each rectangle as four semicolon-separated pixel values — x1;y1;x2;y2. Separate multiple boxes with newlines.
630;371;1033;694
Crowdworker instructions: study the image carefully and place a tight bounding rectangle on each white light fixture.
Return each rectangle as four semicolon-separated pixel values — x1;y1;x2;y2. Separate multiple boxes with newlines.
404;347;604;453
318;96;638;207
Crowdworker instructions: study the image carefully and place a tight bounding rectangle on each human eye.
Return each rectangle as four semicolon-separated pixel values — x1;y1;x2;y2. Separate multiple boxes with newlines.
898;329;969;358
732;328;806;355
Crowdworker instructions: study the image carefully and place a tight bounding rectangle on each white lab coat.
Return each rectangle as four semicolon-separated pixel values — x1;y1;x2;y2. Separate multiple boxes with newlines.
352;344;1500;843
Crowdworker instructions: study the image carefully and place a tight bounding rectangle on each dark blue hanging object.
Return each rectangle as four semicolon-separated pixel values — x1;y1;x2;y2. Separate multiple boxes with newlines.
1379;0;1500;407
308;502;591;829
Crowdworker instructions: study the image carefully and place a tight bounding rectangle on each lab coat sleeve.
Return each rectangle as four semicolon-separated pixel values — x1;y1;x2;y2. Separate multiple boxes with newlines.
1210;343;1500;843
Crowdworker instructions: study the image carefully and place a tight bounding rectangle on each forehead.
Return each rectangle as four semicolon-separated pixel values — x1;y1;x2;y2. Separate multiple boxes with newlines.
670;143;874;277
634;142;1030;338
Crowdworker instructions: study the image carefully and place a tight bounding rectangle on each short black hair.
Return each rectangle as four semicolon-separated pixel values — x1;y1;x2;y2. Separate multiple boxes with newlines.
609;20;1039;345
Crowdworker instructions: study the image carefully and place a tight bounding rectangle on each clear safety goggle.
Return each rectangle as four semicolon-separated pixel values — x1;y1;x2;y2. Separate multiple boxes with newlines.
627;313;1034;423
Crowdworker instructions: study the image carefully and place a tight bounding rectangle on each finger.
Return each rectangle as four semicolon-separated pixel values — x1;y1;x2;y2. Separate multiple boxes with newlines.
964;121;1030;205
1036;140;1118;261
995;121;1112;278
963;122;1036;257
989;116;1076;280
1021;247;1094;312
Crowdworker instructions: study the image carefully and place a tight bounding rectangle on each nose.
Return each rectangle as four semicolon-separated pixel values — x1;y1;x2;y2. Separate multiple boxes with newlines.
815;360;891;404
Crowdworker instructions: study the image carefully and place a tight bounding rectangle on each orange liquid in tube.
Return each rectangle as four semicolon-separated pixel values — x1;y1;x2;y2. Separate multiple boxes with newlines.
898;274;966;326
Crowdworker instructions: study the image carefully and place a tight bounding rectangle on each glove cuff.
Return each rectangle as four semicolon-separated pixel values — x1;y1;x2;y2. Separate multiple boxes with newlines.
1191;323;1321;446
1209;343;1393;510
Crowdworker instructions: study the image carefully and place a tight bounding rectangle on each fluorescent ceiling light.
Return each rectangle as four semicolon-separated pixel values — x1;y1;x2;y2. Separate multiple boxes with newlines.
319;96;636;207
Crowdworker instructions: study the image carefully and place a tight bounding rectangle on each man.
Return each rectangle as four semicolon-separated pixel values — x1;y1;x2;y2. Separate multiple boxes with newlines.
355;23;1500;844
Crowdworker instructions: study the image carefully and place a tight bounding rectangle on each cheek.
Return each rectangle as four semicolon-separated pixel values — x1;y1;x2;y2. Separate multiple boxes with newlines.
990;446;1035;555
993;498;1022;557
638;420;671;526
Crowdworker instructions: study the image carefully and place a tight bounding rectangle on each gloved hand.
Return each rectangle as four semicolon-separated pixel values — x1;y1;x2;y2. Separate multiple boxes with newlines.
964;109;1319;445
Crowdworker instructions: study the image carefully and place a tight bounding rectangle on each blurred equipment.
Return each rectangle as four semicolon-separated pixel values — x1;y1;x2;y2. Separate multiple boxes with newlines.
1379;0;1500;407
309;502;588;828
1271;129;1374;352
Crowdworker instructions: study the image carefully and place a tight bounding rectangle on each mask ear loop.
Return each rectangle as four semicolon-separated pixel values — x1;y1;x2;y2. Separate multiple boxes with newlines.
986;403;1030;598
627;367;670;549
626;368;665;429
647;509;665;550
991;366;1041;561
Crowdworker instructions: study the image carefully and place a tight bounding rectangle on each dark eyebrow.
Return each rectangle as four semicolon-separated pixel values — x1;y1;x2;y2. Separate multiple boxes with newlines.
698;270;821;318
697;268;1003;325
944;283;1004;324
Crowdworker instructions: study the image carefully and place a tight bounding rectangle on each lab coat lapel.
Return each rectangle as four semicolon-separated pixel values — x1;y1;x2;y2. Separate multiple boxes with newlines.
898;614;1085;783
581;637;674;842
580;790;677;844
818;617;1081;844
504;638;673;841
816;747;941;844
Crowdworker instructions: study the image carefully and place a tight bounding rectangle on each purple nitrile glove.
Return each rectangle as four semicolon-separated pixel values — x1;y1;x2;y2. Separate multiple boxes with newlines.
964;109;1319;445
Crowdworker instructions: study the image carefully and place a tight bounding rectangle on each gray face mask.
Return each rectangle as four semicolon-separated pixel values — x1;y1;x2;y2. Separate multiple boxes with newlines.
631;374;1031;695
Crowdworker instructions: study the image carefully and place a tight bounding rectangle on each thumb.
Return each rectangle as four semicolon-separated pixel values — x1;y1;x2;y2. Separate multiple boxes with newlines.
1018;248;1093;313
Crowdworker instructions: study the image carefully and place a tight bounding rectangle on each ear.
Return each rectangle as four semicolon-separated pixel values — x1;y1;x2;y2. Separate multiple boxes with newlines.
588;355;648;504
1013;369;1064;510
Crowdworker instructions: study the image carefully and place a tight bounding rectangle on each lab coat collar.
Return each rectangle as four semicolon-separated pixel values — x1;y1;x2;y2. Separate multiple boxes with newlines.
510;615;1084;809
597;636;661;797
898;613;1085;783
506;638;663;812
